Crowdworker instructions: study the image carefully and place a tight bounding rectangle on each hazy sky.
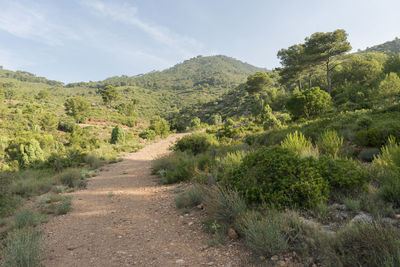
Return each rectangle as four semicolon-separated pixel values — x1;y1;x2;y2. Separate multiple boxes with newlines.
0;0;399;83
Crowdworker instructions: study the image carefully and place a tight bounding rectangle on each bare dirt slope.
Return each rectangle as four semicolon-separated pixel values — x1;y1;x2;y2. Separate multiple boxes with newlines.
42;134;244;267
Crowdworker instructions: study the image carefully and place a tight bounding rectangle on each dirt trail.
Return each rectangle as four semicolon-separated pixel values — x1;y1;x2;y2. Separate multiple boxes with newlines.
42;134;244;267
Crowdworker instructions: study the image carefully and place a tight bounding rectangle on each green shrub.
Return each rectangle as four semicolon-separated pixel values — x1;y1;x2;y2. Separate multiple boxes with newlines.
3;229;44;267
334;222;400;267
13;209;46;229
204;186;246;225
356;116;373;128
110;125;125;144
281;131;319;158
374;136;400;170
175;185;205;209
58;168;83;188
84;154;105;169
5;139;44;169
55;196;72;215
342;198;361;213
359;148;381;162
286;87;332;119
174;133;218;155
210;114;222;126
57;116;76;133
149;116;170;137
317;130;343;158
10;169;55;197
354;129;369;146
139;129;156;140
189;117;201;129
217;150;246;184
152;152;196;184
241;210;288;257
318;156;368;192
230;146;329;208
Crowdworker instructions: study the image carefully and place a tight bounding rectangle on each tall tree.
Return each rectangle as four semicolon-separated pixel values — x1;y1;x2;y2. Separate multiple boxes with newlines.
245;72;271;94
277;44;306;90
99;85;119;106
304;29;351;94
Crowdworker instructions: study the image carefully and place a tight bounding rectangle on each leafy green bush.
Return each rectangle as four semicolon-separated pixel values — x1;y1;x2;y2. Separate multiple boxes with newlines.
5;138;44;169
333;222;400;267
230;146;329;208
149;116;170;137
152;152;196;184
55;196;72;215
110;125;125;144
374;136;400;170
286;87;332;119
3;229;44;267
318;156;368;192
189;117;201;130
281;130;319;158
204;186;246;226
317;130;343;158
210;114;222;126
57;116;76;133
174;133;218;155
139;129;156;140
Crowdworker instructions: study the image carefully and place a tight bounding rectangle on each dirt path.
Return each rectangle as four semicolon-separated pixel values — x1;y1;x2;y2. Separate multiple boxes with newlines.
42;134;244;267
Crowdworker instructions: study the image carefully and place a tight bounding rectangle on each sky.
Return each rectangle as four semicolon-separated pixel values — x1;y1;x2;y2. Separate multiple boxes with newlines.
0;0;400;83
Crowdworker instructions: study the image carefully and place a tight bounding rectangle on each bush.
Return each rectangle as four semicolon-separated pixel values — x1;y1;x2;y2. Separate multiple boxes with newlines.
139;129;156;140
241;210;288;257
317;130;343;158
318;156;368;192
286;87;332;119
110;125;125;144
84;154;105;169
217;150;246;184
204;186;246;226
3;229;44;267
149;116;170;137
175;185;205;209
58;168;84;188
174;133;218;155
5;138;44;169
374;136;400;170
281;131;319;158
55;196;72;215
334;222;400;266
13;209;46;229
356;116;373;129
189;117;201;130
359;148;381;162
57;116;76;133
152;152;196;184
210;114;222;126
230;146;329;208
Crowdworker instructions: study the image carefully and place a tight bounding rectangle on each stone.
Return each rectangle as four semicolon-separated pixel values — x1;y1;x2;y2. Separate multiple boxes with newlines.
331;203;347;211
176;259;185;264
228;228;238;240
381;217;397;224
351;212;373;223
271;255;279;261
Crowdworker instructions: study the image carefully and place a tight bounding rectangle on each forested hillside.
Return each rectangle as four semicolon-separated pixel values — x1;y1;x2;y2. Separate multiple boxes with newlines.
365;37;400;54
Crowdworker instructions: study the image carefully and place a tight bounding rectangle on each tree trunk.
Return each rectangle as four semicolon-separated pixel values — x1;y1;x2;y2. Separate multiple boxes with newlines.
309;73;312;88
326;58;331;94
297;79;302;91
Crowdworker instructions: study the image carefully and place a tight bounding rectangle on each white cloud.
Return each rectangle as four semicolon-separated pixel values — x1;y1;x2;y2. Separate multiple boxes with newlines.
0;2;79;45
82;0;203;56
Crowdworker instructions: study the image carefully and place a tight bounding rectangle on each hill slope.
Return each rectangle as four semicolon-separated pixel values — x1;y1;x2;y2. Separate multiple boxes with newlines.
364;37;400;54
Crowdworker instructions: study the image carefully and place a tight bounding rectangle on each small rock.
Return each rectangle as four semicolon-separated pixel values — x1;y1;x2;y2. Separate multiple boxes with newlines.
395;214;400;219
197;204;204;209
188;222;194;226
259;256;265;260
207;262;214;266
351;212;373;223
176;259;185;264
228;228;238;240
271;255;279;261
277;260;286;266
381;217;397;224
331;203;347;211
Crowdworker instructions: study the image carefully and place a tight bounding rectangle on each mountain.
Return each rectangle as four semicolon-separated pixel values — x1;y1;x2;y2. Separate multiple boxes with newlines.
364;37;400;54
1;55;266;119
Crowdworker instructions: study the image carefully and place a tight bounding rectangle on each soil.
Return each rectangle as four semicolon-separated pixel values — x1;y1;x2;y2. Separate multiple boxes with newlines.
41;134;246;266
